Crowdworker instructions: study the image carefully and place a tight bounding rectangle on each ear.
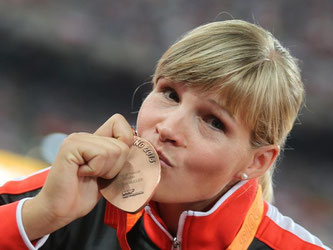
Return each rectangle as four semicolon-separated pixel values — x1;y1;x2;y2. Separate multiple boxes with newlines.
241;145;280;179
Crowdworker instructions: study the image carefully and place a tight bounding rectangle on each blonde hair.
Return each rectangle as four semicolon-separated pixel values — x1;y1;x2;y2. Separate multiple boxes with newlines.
153;20;304;202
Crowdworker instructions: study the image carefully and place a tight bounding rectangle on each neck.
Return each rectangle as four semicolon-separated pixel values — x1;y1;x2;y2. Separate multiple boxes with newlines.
156;198;220;236
155;181;239;236
155;203;182;236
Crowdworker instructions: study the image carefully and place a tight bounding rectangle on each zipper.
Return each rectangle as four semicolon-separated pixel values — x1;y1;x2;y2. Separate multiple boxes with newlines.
173;211;188;249
145;206;189;250
171;237;181;249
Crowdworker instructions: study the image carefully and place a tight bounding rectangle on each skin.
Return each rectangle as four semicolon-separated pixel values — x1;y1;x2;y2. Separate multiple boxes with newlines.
137;78;279;234
22;115;135;240
22;79;279;240
138;78;253;203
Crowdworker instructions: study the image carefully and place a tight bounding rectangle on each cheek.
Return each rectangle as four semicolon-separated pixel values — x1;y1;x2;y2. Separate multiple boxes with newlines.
136;98;155;134
186;147;242;181
183;149;243;197
136;109;146;134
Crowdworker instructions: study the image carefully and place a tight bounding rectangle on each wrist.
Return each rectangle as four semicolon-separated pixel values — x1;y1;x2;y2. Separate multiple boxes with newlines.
21;196;66;241
17;198;49;249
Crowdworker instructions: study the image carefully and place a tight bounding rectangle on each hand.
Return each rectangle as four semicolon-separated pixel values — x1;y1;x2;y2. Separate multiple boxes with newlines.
22;114;134;240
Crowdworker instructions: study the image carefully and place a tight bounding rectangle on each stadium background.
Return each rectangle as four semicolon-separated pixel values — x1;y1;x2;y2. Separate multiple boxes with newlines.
0;0;332;247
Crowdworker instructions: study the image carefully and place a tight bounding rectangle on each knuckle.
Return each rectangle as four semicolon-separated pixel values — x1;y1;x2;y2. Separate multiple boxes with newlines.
111;144;122;158
61;132;87;150
100;147;111;161
111;140;130;158
91;158;106;175
66;132;87;140
119;142;130;155
59;137;74;151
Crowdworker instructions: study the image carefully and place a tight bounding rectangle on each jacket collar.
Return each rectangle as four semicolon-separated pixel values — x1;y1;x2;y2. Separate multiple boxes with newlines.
143;179;259;249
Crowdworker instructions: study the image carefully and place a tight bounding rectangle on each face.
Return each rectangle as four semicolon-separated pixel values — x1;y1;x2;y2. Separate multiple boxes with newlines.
136;78;255;208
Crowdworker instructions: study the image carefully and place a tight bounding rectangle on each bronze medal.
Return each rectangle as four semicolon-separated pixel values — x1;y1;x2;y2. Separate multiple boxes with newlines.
99;136;161;213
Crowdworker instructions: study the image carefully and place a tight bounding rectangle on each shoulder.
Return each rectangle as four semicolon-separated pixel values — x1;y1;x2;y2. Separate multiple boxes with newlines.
255;202;330;250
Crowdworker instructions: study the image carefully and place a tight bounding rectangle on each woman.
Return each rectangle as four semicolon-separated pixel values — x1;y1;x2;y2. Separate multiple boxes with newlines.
0;20;329;249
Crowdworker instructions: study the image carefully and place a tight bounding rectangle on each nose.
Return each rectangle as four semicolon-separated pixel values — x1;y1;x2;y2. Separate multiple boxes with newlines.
155;111;187;147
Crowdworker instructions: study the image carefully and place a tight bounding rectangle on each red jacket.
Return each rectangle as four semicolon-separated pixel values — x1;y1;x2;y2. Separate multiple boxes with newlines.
0;168;330;249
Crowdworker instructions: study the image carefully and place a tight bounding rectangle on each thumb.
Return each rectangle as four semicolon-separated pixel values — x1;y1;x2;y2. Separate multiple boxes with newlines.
94;114;134;147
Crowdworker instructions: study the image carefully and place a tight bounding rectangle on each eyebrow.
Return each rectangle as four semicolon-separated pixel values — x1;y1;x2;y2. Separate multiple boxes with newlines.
208;99;235;122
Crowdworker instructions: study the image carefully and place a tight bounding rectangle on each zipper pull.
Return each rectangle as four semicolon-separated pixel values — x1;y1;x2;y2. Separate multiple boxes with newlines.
172;237;181;249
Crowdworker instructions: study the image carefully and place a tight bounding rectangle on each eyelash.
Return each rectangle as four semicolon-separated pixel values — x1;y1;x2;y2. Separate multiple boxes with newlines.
205;116;226;131
161;87;180;102
160;85;226;132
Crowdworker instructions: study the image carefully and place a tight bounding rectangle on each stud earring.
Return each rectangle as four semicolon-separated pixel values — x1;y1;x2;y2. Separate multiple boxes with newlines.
241;173;249;180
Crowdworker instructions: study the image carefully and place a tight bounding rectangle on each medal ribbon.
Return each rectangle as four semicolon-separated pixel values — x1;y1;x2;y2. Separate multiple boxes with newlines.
227;185;264;250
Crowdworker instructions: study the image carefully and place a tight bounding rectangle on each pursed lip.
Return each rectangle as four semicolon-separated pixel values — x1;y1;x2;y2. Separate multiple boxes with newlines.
155;149;173;168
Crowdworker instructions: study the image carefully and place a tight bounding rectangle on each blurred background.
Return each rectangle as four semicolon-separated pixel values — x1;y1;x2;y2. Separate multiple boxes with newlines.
0;0;332;246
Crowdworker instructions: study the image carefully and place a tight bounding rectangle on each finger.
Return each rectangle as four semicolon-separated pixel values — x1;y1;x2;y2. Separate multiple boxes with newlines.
77;138;130;179
101;139;130;179
59;133;113;174
94;114;134;147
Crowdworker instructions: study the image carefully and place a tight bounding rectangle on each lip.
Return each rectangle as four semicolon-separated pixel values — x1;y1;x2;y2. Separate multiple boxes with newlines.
156;150;173;168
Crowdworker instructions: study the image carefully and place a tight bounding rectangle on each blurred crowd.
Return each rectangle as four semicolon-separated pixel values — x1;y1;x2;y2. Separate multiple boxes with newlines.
0;0;332;246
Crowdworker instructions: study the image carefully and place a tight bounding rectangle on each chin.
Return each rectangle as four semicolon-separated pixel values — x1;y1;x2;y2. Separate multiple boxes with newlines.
150;189;207;205
150;189;174;203
150;189;184;203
